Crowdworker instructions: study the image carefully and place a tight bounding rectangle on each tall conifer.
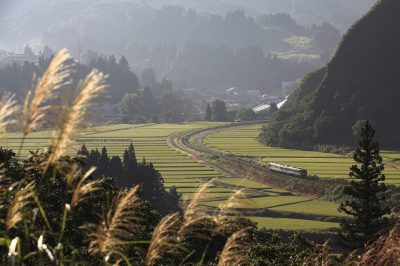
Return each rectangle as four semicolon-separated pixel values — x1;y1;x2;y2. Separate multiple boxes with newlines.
338;120;391;249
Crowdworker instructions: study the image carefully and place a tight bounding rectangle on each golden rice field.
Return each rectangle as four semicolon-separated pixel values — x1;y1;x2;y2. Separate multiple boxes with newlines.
203;124;400;185
1;123;343;231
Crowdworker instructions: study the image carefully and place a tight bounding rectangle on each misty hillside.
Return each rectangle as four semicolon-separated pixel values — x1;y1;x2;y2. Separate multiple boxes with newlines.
0;0;375;31
146;0;376;30
1;1;342;92
0;0;374;48
260;0;400;149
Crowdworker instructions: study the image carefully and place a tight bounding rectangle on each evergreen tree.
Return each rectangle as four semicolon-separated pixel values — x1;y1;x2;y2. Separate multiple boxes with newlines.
109;156;123;178
212;100;227;122
338;120;391;249
136;158;171;214
77;144;90;157
204;103;212;121
121;143;138;186
87;149;100;167
119;56;130;71
97;147;110;177
87;149;101;178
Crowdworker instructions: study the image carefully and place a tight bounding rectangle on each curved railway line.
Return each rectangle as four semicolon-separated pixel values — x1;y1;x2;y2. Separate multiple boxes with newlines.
167;121;339;199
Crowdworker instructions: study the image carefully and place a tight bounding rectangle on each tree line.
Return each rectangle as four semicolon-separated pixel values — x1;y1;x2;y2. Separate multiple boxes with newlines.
0;51;197;123
118;86;194;124
0;54;140;105
77;143;180;215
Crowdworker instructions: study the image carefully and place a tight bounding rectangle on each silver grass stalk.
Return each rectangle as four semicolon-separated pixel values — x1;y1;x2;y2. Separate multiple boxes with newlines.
46;69;107;167
6;181;35;231
217;228;252;266
0;92;19;138
185;180;214;220
70;167;101;209
146;212;182;265
82;185;145;256
218;189;246;218
19;49;73;136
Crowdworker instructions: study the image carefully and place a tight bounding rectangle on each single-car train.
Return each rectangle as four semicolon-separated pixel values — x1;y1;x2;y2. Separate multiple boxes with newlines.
268;162;307;178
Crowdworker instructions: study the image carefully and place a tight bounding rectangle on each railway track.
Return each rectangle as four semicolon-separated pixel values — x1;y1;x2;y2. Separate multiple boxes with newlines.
169;121;290;179
167;121;340;199
167;121;291;184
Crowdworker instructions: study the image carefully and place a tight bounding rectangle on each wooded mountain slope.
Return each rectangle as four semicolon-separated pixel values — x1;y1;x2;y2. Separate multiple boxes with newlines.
260;0;400;149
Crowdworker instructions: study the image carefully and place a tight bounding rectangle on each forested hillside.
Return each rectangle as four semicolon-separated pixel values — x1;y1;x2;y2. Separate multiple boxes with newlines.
1;2;330;91
0;0;373;32
260;0;400;149
145;0;375;31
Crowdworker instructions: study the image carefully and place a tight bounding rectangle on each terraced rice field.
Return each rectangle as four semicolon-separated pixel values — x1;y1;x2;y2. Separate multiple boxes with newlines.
2;123;224;195
2;123;342;231
204;124;400;185
205;176;341;230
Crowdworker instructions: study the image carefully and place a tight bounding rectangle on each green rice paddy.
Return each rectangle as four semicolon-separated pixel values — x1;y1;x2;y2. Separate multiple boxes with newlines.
204;125;400;185
2;123;224;193
1;122;346;231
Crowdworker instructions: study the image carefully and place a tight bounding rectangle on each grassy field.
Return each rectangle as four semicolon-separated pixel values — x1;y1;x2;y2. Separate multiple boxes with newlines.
204;124;400;185
1;122;342;231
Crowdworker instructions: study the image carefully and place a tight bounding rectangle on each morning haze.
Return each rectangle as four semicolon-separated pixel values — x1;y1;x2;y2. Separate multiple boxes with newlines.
1;0;400;265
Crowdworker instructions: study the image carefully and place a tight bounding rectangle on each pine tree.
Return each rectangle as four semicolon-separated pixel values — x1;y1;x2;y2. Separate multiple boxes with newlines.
118;56;130;71
87;149;100;167
87;149;101;178
77;144;90;157
212;100;227;122
204;103;212;121
121;143;138;187
338;120;391;249
109;156;123;179
97;147;110;177
123;143;137;169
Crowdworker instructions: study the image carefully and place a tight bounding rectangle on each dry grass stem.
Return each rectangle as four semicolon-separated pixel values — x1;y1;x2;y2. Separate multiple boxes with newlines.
218;189;246;217
0;93;19;138
6;181;35;231
83;185;144;256
178;215;217;243
351;221;400;266
70;167;101;209
185;179;214;219
217;227;252;266
146;212;181;265
46;69;107;166
19;49;73;136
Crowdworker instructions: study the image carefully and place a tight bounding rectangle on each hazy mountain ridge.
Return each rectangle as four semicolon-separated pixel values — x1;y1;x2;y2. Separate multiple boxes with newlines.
260;0;400;149
0;0;374;50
